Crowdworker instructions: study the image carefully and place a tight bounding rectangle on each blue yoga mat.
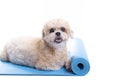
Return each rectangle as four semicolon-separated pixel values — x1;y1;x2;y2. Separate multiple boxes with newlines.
0;38;90;76
67;38;90;76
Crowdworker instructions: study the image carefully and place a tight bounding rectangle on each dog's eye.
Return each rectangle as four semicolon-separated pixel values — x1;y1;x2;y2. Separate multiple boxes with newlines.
50;28;55;33
61;27;66;32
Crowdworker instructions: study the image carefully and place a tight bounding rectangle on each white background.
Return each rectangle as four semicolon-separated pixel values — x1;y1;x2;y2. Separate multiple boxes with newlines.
0;0;120;80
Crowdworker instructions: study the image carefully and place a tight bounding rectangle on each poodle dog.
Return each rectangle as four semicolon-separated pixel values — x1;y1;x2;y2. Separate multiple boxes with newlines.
0;18;72;71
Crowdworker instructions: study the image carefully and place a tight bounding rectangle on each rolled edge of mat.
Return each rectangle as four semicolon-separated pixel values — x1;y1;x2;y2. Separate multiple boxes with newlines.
71;57;90;76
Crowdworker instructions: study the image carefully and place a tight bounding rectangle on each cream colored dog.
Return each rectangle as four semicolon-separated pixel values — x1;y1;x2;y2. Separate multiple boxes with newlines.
0;19;72;71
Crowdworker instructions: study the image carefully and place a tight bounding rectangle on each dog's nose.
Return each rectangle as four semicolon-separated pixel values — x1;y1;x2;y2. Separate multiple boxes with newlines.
56;32;61;36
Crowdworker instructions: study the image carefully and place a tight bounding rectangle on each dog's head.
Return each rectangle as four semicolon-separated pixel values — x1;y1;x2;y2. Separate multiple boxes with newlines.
42;18;72;48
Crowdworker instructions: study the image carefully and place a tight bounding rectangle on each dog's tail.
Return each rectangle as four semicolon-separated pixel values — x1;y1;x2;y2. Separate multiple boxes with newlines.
0;47;8;61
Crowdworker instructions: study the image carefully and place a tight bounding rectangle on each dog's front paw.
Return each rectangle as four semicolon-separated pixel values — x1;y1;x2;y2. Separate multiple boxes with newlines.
65;60;71;72
65;65;71;72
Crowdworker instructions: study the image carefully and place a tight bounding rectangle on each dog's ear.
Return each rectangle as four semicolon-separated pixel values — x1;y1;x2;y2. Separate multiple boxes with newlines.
42;30;45;38
70;30;73;39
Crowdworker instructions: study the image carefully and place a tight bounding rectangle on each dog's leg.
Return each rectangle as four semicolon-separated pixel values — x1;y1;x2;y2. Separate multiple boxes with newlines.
65;57;71;71
0;47;8;61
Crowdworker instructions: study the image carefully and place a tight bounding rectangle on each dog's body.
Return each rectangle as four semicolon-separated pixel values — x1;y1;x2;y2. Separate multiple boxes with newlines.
0;19;71;71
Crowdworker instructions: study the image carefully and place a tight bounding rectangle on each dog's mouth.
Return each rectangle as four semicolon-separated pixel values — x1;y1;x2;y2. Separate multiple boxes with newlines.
54;37;63;43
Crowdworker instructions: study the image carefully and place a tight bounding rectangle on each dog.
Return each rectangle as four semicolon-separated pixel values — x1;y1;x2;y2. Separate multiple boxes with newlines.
0;18;72;71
